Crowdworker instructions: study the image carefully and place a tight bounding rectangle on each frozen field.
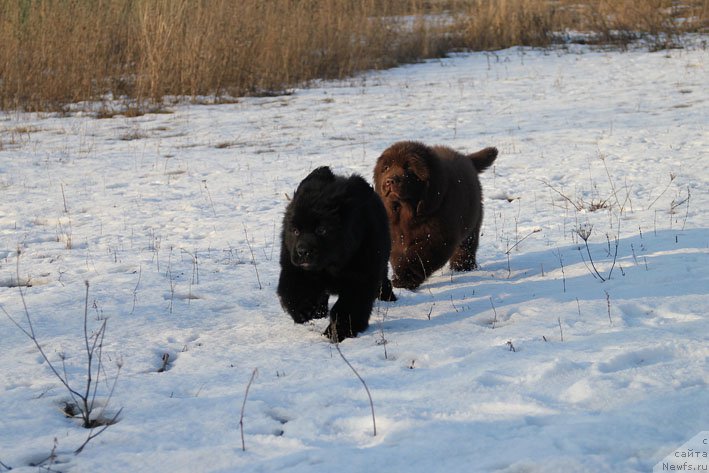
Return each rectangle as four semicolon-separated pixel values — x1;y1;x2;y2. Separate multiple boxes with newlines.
1;40;707;472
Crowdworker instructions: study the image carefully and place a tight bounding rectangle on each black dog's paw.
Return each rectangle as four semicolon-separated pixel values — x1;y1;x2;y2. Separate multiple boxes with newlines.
292;307;328;324
286;294;329;324
323;323;349;343
379;277;398;301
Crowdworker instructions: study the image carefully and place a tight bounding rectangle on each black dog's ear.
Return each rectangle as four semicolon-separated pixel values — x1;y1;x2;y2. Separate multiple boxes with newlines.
295;166;335;194
343;175;372;204
324;174;367;211
303;166;335;184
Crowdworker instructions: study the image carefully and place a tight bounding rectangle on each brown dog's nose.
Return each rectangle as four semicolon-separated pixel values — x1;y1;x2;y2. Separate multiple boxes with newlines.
385;176;401;186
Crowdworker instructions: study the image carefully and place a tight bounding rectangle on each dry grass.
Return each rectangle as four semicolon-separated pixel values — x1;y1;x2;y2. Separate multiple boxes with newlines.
455;0;708;50
0;0;706;112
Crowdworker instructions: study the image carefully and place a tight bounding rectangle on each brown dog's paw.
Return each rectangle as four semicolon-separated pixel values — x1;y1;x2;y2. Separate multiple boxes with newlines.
392;272;423;290
449;259;477;272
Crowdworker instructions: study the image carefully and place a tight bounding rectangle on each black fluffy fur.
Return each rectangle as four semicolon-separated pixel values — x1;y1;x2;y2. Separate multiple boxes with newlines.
277;166;396;342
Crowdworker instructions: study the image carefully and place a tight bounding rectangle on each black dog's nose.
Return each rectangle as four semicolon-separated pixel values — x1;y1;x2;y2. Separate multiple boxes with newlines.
296;246;310;258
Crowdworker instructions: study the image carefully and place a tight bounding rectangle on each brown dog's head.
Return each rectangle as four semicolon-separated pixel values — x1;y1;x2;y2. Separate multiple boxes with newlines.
374;141;444;220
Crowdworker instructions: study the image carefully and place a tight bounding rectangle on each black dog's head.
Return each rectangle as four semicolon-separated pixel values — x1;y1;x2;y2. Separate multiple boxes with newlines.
283;167;360;272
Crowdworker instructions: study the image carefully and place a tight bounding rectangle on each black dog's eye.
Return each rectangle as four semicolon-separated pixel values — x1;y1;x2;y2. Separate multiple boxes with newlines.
292;228;300;236
315;226;327;236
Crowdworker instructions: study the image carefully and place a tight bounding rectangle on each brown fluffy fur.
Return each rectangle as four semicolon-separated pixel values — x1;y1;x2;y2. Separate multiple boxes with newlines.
373;141;498;290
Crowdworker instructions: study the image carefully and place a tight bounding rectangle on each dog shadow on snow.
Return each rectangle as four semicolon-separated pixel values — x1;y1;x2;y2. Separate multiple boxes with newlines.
376;228;707;336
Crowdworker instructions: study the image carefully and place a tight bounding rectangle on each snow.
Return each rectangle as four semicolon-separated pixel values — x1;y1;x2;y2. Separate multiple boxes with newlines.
1;40;708;472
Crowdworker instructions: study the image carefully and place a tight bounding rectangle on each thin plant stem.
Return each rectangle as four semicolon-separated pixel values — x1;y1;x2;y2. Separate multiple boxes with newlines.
243;224;262;290
239;368;258;451
335;344;376;437
584;239;606;282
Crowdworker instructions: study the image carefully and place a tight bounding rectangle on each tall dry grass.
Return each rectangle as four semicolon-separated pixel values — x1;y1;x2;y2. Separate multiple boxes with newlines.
0;0;443;111
0;0;706;112
454;0;708;50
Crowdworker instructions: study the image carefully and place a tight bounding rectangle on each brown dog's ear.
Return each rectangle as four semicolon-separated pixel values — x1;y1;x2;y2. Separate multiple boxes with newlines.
406;155;430;182
410;149;445;217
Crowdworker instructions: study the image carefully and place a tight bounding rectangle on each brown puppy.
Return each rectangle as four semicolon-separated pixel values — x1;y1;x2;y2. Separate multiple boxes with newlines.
374;141;497;290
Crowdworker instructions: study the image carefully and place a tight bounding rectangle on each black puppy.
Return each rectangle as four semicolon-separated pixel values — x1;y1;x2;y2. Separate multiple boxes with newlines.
277;166;396;342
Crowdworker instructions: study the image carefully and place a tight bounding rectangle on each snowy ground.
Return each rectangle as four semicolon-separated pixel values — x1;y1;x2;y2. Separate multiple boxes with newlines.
1;40;707;472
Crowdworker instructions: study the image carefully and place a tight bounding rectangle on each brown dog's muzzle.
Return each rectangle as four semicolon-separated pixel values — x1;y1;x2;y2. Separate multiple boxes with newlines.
382;174;404;198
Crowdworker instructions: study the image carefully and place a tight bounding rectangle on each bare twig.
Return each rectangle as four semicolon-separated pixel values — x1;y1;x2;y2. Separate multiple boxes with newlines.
576;225;606;282
335;344;376;437
243;224;262;290
647;172;676;209
556;248;566;293
584;240;606;281
202;179;217;218
130;265;142;315
578;246;599;280
600;153;619;210
158;353;170;373
505;228;542;254
631;243;639;266
415;252;428;283
181;249;199;304
30;437;58;469
539;179;583;211
600;152;633;213
449;295;459;313
558;317;564;342
376;303;390;360
606;234;619;280
681;186;691;231
88;320;108;421
3;250;121;438
605;290;612;325
2;251;85;404
239;368;258;451
540;178;611;212
269;220;277;261
167;246;175;315
61;183;69;213
490;297;498;329
74;405;123;455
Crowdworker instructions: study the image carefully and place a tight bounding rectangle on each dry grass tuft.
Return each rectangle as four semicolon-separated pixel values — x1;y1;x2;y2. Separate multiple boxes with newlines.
0;0;706;112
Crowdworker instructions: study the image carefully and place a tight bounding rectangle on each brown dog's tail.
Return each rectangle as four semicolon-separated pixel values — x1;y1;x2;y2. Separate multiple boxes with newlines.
468;147;498;173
